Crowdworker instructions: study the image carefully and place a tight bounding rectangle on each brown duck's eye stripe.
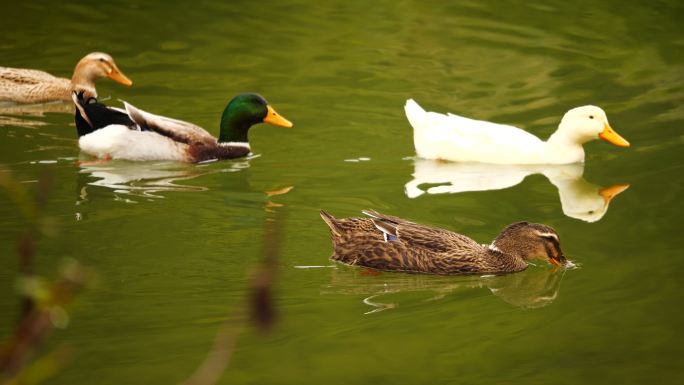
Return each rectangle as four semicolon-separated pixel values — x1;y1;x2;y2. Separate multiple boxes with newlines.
536;231;558;241
538;233;561;250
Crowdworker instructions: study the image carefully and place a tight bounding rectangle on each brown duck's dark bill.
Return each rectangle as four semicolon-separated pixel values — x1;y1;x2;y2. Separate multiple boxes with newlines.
549;255;567;267
264;105;293;128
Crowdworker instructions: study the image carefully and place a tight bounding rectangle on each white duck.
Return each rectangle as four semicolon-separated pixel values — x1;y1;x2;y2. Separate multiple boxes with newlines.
405;100;630;164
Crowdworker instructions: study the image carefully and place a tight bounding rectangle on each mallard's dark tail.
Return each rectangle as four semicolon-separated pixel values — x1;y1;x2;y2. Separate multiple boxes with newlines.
71;91;136;137
72;91;95;136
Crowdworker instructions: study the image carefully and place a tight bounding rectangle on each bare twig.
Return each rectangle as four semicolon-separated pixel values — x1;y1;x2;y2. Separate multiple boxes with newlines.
180;186;292;385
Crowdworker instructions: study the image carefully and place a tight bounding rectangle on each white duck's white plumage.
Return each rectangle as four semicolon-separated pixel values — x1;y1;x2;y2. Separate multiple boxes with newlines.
405;99;630;165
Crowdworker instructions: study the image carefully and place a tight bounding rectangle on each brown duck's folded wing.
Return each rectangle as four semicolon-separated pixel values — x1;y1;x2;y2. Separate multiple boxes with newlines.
124;101;217;146
363;210;478;253
399;224;478;253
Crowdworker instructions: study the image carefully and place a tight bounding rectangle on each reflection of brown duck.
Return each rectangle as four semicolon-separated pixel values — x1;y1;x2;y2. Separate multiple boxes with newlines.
320;210;567;275
0;52;132;104
322;264;568;312
486;267;566;309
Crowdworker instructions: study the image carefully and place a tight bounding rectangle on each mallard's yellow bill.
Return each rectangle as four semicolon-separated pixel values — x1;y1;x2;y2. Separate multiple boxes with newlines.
107;66;133;86
599;123;629;147
599;183;630;205
264;105;293;128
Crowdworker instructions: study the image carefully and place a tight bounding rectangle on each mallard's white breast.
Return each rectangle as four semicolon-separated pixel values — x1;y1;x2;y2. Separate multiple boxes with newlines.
79;125;188;162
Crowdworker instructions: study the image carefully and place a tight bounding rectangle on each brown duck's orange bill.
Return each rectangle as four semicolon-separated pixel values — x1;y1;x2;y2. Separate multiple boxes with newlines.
599;123;630;147
599;183;630;205
264;105;293;128
107;67;133;86
549;257;562;267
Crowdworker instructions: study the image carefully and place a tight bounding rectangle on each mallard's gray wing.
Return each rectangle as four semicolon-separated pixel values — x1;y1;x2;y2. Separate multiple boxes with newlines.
124;101;217;145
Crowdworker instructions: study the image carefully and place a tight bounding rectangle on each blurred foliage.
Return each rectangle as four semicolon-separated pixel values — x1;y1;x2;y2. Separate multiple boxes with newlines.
0;168;94;385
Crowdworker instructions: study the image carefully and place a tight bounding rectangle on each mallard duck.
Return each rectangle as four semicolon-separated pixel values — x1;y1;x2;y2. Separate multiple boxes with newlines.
320;210;567;275
405;99;630;164
72;92;293;162
0;52;132;104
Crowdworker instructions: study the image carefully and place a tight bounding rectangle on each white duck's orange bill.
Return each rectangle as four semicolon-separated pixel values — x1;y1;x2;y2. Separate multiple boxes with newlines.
599;123;630;147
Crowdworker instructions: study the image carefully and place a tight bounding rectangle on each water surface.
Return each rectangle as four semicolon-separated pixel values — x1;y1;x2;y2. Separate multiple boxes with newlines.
1;1;682;384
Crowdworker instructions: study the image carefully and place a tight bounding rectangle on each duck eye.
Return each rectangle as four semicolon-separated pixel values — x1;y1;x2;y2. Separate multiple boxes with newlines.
99;58;105;62
589;115;594;119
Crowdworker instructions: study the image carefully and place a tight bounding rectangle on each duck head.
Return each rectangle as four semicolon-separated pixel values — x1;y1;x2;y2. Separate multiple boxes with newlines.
491;222;567;266
218;93;293;143
556;105;630;147
71;52;133;92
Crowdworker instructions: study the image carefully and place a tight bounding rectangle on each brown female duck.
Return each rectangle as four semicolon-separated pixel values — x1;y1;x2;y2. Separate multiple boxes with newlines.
0;52;132;104
320;210;567;275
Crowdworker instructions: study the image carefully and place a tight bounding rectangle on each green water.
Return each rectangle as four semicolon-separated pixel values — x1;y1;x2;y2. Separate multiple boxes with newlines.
1;1;682;384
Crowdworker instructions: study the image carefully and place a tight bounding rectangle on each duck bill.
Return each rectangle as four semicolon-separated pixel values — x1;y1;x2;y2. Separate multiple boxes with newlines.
599;123;629;147
263;105;293;128
599;183;630;205
107;65;133;87
549;253;567;267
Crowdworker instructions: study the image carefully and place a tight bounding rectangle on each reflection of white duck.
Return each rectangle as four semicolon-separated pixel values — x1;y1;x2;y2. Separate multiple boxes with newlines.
405;100;629;164
405;160;628;222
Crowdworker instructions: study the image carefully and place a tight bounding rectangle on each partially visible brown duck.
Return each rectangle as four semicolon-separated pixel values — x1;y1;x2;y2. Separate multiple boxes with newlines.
320;210;567;275
0;52;132;104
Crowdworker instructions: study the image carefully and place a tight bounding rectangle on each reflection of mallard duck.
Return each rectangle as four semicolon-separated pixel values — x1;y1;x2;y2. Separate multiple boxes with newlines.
72;92;293;162
75;158;255;203
77;161;213;199
320;210;566;275
405;100;629;164
0;52;132;104
405;160;629;222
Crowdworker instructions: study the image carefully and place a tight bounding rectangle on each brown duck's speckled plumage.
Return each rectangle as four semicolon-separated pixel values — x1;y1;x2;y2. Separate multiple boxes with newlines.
320;210;565;275
0;52;131;104
0;68;72;103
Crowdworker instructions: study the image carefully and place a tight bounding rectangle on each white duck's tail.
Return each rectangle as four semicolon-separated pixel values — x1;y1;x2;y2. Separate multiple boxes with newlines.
404;99;427;130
